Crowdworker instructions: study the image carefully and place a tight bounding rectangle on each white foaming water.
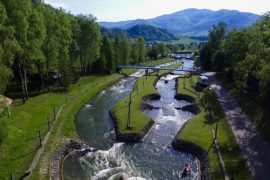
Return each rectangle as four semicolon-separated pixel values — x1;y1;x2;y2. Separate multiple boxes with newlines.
99;90;106;95
64;60;199;180
130;69;145;78
85;104;92;108
110;78;133;93
103;129;114;139
80;143;149;180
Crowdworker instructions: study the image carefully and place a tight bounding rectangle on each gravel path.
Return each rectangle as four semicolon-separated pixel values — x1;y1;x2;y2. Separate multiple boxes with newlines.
204;72;270;180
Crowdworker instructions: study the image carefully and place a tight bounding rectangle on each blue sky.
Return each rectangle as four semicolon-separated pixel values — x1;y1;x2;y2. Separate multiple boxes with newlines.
44;0;270;21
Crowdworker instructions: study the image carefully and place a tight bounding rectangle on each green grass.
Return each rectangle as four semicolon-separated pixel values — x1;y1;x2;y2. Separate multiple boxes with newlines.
30;58;179;179
112;62;182;134
172;36;205;45
1;57;179;179
30;74;123;180
0;74;122;179
120;69;137;76
177;75;251;179
112;76;157;133
144;57;174;66
119;57;174;76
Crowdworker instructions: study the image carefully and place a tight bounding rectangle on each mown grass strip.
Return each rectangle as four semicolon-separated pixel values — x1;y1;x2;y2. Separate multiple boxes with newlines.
0;74;121;179
177;75;251;179
30;74;123;179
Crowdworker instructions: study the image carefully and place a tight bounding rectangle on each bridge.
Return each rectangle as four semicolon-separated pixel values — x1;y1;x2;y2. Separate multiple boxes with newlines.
117;65;195;74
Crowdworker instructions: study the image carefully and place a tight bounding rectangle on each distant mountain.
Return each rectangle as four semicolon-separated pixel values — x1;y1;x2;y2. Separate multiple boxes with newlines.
100;24;176;42
127;24;176;41
99;8;260;36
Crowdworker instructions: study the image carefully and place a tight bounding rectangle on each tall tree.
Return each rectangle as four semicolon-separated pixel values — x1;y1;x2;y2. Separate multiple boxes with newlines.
78;15;100;75
41;5;60;90
131;42;139;64
120;37;131;65
137;36;146;63
200;22;227;70
69;17;81;81
3;0;32;102
100;35;114;73
0;2;18;94
157;43;169;58
27;8;46;90
113;35;121;67
56;11;72;89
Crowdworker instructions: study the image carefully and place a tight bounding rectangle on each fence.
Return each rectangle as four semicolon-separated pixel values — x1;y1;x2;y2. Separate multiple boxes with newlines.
8;74;121;179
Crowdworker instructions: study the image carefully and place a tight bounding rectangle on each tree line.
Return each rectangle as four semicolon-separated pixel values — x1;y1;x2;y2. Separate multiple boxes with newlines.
0;0;170;102
200;14;270;103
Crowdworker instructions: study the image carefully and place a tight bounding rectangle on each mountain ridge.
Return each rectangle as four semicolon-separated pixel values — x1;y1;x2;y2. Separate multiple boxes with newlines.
99;8;260;36
100;24;177;42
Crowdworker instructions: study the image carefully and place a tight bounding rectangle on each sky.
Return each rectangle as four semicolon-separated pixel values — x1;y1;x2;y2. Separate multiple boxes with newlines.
44;0;270;22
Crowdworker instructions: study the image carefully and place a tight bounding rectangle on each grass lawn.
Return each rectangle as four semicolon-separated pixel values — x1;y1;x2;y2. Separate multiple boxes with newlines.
171;36;205;45
30;74;123;180
112;62;182;134
0;57;178;179
0;74;123;179
112;75;157;133
177;75;251;179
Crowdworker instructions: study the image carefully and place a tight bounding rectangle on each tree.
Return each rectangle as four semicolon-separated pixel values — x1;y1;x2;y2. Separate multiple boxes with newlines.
200;22;228;70
137;36;146;63
100;35;114;73
0;2;18;94
157;43;169;57
77;15;100;75
41;5;60;90
69;17;81;81
2;0;32;102
27;8;46;90
131;42;139;64
148;45;158;59
114;35;131;65
113;35;121;67
56;11;72;89
120;37;131;65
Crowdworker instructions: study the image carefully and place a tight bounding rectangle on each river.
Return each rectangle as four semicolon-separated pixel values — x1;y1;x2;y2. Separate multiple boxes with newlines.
63;60;199;180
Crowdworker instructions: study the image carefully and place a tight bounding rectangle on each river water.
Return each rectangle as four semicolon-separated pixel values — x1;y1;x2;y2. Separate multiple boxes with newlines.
63;60;199;180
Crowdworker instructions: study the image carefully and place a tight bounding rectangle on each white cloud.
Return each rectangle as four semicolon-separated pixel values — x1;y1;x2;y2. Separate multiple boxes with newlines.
44;0;68;10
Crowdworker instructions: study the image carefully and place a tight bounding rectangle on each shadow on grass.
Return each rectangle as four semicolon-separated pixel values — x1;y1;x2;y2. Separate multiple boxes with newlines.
219;141;251;179
183;86;198;96
11;149;37;161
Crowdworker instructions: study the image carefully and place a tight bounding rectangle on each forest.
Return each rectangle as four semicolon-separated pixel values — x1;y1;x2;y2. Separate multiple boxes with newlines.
0;0;170;103
200;14;270;141
200;14;270;103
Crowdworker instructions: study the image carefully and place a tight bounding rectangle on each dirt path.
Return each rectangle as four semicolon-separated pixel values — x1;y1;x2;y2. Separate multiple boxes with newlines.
205;72;270;180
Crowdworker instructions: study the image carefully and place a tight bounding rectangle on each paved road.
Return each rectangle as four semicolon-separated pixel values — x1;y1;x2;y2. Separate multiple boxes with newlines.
204;72;270;180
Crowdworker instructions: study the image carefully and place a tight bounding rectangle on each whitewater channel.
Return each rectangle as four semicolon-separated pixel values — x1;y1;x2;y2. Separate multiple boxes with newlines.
63;60;199;180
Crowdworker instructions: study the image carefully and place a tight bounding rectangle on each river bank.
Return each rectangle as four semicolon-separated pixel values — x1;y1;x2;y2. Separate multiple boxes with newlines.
176;75;251;179
62;61;201;179
29;58;175;179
